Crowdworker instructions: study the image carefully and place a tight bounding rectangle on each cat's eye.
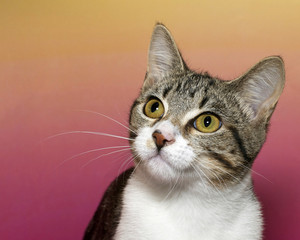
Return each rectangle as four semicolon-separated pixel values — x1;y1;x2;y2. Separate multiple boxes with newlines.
194;113;221;133
144;98;164;119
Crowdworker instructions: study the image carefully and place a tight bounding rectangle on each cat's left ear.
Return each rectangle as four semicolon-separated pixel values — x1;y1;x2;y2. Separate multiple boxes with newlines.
143;23;187;91
234;56;285;121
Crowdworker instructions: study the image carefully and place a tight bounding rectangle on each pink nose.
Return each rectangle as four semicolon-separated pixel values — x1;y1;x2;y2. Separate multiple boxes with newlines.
152;130;175;151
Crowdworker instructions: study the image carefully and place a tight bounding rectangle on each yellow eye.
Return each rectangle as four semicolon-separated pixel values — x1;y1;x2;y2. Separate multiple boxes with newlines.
194;113;221;133
144;99;164;119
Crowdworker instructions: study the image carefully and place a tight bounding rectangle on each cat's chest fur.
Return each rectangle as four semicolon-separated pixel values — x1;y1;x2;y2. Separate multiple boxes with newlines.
114;170;262;240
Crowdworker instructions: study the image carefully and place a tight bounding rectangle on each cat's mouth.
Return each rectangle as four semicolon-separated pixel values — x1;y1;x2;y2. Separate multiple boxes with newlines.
137;146;174;171
147;149;187;172
151;152;172;166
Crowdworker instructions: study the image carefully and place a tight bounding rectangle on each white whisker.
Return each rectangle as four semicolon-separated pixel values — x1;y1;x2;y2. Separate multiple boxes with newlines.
161;174;181;203
192;162;228;202
200;149;272;183
241;164;272;183
115;153;141;182
43;131;133;142
118;155;135;176
110;151;132;169
76;110;137;135
190;162;210;194
202;164;227;188
201;159;243;185
57;145;131;168
81;148;131;169
131;156;142;176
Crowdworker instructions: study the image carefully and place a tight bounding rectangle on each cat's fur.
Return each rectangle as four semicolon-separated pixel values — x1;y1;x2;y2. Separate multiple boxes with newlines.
84;23;285;240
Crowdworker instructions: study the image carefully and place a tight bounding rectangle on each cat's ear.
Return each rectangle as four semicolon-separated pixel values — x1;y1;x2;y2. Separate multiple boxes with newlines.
143;23;186;91
235;56;285;121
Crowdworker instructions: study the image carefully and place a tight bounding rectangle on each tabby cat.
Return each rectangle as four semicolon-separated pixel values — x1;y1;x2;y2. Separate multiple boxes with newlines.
83;23;285;240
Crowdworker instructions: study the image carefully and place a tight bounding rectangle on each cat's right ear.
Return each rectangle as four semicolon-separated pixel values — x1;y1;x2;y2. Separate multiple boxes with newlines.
143;23;186;91
234;56;285;121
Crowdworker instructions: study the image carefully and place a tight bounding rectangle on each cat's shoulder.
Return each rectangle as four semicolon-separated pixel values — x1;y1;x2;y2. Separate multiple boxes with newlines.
83;167;134;240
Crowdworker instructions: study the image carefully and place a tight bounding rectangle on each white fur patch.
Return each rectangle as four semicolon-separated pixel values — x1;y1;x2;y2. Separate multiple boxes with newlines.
115;172;262;240
133;120;195;182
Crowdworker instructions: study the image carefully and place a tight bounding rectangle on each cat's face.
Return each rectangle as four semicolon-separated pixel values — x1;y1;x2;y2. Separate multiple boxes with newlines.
129;24;285;188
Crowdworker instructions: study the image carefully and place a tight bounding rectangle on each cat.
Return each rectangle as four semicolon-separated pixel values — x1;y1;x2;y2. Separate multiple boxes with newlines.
83;23;285;240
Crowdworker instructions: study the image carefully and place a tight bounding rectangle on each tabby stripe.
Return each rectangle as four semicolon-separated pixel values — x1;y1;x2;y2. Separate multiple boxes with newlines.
176;82;182;92
163;86;172;98
229;126;252;162
182;79;191;91
208;79;215;86
209;152;234;169
129;131;137;140
129;99;140;124
189;88;197;98
199;97;209;109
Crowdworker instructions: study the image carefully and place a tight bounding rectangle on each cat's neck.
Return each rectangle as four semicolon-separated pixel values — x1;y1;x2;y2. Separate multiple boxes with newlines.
131;166;254;204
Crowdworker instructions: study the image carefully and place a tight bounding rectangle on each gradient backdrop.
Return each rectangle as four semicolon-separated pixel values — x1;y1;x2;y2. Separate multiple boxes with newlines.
1;1;300;239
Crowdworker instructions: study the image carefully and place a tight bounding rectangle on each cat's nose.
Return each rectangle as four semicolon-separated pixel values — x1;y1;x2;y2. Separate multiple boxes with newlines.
152;130;175;151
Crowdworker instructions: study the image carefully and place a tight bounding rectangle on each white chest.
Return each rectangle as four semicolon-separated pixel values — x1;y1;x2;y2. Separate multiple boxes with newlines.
114;175;262;240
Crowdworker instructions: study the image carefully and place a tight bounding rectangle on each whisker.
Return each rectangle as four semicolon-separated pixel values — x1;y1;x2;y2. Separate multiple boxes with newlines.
57;145;131;168
131;155;142;176
115;153;141;183
161;174;181;203
201;164;227;188
190;162;210;194
124;155;137;171
118;155;135;176
192;162;227;202
198;160;226;182
199;149;272;183
43;131;134;142
240;164;273;183
110;151;132;169
203;158;270;186
75;110;137;135
200;159;243;185
81;148;131;169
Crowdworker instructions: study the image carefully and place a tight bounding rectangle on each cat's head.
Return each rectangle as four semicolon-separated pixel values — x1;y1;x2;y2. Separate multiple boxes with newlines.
129;23;285;188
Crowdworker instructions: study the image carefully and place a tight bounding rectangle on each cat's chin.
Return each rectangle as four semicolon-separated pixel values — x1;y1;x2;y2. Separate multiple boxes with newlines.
151;154;173;168
137;153;212;186
137;154;180;183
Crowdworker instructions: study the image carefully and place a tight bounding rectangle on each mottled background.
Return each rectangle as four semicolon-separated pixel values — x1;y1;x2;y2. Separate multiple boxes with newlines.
1;1;299;239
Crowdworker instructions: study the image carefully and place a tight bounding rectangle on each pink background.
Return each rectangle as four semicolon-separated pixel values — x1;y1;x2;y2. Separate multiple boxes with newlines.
1;1;299;239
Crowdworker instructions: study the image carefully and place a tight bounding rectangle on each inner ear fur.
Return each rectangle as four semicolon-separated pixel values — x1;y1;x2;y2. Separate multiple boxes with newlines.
234;56;285;121
143;23;186;91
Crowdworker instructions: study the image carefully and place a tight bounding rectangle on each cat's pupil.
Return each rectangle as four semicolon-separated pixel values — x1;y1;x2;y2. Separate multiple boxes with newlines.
204;116;212;127
151;102;159;112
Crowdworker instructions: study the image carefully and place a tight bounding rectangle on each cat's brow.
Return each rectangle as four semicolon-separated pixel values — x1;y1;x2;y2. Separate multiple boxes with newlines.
180;109;201;125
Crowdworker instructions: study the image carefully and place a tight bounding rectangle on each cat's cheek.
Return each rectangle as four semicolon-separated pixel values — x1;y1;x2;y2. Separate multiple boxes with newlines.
133;127;157;161
160;137;196;170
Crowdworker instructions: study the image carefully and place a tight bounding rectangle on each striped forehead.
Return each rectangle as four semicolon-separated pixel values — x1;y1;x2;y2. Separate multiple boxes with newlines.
156;74;216;99
161;76;201;98
179;109;202;125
